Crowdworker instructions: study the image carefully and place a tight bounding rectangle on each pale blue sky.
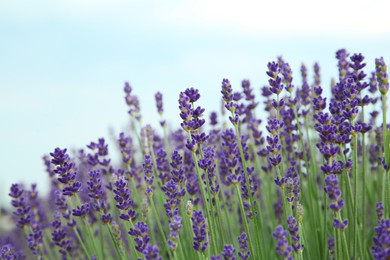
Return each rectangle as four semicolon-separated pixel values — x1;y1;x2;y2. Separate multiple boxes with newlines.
1;0;390;205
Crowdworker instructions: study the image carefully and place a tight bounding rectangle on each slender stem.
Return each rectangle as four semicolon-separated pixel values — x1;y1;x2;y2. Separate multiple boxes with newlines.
150;197;174;260
337;212;350;260
233;123;262;257
189;138;219;255
234;184;256;259
105;224;125;260
382;94;390;217
336;226;342;260
353;134;358;259
72;226;91;257
362;132;367;255
74;195;100;259
323;195;328;260
124;220;142;259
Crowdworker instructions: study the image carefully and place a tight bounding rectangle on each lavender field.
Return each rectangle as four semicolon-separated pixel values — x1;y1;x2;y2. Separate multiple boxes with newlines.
1;49;390;259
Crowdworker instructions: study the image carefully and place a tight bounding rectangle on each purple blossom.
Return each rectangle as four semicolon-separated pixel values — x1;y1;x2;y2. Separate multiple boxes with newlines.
143;154;154;196
222;244;236;260
375;57;389;95
328;236;334;257
372;219;390;259
191;210;208;252
168;215;183;250
179;89;206;133
129;221;150;253
287;216;303;252
221;78;233;102
237;232;250;260
155;92;164;115
50;148;81;197
376;202;384;222
72;203;90;217
9;184;32;228
143;244;162;260
124;82;141;120
272;225;293;259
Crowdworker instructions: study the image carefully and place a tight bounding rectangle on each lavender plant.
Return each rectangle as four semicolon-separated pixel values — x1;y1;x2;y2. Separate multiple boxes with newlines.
1;50;390;260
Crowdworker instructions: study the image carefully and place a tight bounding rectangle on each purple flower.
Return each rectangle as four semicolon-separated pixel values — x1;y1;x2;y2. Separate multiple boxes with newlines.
372;219;390;259
129;221;150;253
333;218;348;230
170;151;185;185
266;119;284;135
9;184;32;228
242;80;255;101
375;57;389;95
51;215;74;256
336;49;350;82
50;148;81;196
210;111;218;126
221;129;240;185
376;202;384;222
328;236;335;256
237;232;250;259
369;71;378;94
198;146;220;195
179;89;206;133
287;216;303;252
184;87;201;103
221;78;233;102
168;215;183;250
272;226;293;259
156;148;170;184
72;203;90;217
112;177;138;222
143;154;154;196
266;61;284;95
143;244;162;260
124;82;141;120
118;132;136;165
191;210;208;252
1;244;24;260
161;180;183;218
324;174;341;201
222;244;236;260
155;92;164;115
281;62;293;92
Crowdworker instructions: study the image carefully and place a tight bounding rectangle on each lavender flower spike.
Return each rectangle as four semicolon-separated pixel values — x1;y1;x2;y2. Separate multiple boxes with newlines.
272;225;293;259
237;232;250;260
375;57;389;95
191;210;208;252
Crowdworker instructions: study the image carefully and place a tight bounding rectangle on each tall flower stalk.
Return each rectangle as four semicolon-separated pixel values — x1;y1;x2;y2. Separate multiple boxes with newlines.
2;50;390;260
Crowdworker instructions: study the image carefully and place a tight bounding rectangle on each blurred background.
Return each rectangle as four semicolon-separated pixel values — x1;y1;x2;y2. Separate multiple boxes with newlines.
1;0;390;206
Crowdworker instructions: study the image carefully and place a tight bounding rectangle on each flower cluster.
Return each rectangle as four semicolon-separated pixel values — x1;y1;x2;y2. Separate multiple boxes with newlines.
2;49;390;260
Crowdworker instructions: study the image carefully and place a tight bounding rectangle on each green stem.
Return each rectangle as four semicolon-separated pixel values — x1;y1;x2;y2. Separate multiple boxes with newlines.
124;220;142;259
72;226;91;257
323;195;328;260
353;134;358;259
362;132;367;256
150;197;174;259
74;195;100;258
105;224;125;260
233;123;262;257
189;139;218;255
337;212;350;260
234;184;256;259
